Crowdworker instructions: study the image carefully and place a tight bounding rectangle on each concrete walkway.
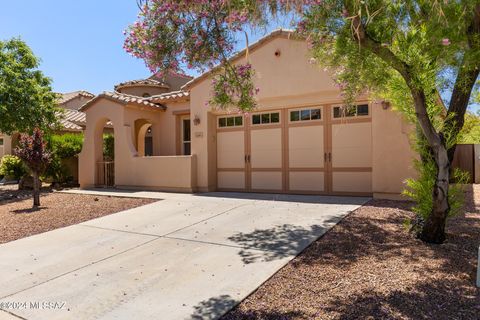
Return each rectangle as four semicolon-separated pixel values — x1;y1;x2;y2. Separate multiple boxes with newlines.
0;191;369;320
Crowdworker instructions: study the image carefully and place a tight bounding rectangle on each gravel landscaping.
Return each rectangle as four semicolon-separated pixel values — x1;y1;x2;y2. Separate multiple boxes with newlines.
0;185;156;244
224;184;480;320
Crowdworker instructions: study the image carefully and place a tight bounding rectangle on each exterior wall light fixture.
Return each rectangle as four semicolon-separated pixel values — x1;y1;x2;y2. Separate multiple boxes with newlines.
193;115;201;126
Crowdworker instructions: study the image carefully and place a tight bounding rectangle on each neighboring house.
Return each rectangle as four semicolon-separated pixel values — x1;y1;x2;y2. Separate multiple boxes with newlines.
78;29;422;199
0;91;95;159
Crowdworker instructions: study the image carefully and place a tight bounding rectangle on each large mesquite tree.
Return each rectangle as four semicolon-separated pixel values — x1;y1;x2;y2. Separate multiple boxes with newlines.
15;129;51;207
125;0;480;243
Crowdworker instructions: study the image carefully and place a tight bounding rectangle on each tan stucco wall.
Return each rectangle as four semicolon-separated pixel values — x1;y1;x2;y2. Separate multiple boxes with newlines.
79;98;195;191
0;134;6;158
371;102;417;198
190;35;362;191
0;134;13;158
158;101;190;156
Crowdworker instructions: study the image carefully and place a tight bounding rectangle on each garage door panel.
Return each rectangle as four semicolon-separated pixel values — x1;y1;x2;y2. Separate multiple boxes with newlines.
331;122;372;168
288;126;324;168
332;172;372;193
250;129;282;169
218;171;245;189
251;172;282;190
289;172;324;192
217;131;245;169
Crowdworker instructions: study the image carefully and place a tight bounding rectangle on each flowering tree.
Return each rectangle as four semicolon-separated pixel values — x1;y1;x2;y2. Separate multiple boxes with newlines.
126;0;480;243
14;129;51;207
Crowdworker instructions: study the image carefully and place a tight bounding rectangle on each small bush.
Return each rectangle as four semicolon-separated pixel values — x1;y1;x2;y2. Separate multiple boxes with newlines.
0;155;27;180
47;133;83;158
403;127;470;234
44;133;83;183
103;134;114;161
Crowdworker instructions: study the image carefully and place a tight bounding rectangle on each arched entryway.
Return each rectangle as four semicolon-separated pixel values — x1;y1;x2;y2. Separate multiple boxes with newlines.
134;119;153;157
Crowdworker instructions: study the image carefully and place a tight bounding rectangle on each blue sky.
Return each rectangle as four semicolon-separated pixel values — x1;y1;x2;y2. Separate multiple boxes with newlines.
0;1;279;95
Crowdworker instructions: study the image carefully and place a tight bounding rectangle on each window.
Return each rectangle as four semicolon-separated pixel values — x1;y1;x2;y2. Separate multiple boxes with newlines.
333;104;369;118
0;138;3;146
251;112;280;125
218;115;243;128
182;118;191;155
289;108;322;122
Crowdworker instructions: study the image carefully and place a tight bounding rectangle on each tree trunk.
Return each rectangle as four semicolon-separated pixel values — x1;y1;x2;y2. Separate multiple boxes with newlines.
32;172;40;207
420;143;450;244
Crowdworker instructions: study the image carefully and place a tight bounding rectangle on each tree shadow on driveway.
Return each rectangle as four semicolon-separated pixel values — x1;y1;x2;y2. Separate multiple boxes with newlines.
191;294;306;320
227;223;331;264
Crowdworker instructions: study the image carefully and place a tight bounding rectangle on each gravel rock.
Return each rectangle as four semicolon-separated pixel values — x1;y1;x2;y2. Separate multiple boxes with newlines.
0;186;156;244
224;185;480;320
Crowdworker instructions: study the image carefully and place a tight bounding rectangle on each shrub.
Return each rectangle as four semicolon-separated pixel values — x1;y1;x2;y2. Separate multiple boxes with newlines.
103;134;114;161
402;126;470;235
47;133;83;158
0;155;27;180
44;133;83;183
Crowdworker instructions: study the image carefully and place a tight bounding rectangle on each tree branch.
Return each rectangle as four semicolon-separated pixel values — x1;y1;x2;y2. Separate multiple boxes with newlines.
350;15;443;149
446;4;480;160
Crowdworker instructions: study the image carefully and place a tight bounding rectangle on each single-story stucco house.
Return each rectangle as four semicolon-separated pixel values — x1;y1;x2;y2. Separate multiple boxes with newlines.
78;29;426;199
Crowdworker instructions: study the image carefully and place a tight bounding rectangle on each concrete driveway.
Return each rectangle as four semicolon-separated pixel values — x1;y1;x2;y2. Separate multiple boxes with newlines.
0;191;368;320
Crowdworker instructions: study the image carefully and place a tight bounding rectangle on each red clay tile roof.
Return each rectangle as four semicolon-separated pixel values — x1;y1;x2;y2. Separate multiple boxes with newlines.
56;109;86;132
79;91;167;112
58;91;95;105
148;90;190;103
114;78;170;91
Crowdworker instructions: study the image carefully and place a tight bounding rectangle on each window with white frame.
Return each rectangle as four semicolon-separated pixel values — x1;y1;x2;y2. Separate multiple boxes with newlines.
289;107;321;122
333;104;369;118
218;115;243;128
252;112;280;125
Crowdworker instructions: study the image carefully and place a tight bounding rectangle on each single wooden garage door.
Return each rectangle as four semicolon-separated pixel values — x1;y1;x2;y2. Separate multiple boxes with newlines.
216;104;372;196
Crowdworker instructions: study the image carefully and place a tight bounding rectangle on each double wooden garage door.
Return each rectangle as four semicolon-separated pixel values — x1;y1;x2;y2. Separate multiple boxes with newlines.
216;105;372;196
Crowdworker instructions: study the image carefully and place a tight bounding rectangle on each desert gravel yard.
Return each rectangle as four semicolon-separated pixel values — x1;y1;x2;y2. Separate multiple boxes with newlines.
224;184;480;320
0;186;156;244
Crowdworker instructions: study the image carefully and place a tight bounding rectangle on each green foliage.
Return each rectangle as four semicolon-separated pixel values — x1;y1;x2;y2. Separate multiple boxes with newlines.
0;38;60;134
0;155;26;180
403;125;470;234
103;134;114;161
46;133;83;159
458;111;480;144
43;133;83;183
43;156;71;184
210;63;258;111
